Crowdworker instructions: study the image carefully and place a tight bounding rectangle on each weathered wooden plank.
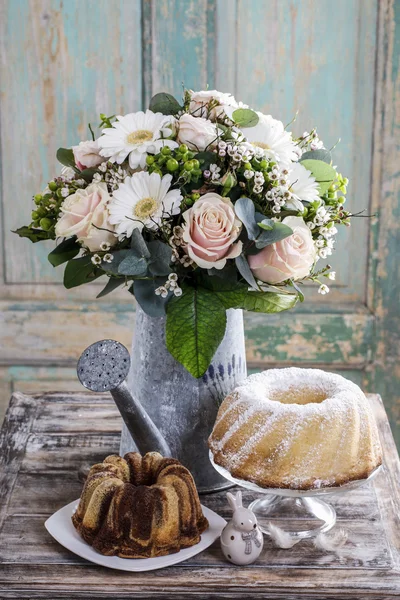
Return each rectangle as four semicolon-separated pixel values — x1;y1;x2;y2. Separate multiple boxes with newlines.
0;393;39;529
146;0;215;103
367;0;400;451
218;0;377;303
7;471;381;523
20;433;120;473
0;0;142;284
0;392;400;598
0;301;373;367
0;514;391;569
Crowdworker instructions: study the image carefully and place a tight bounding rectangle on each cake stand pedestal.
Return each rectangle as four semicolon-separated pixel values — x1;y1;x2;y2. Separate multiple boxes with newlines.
210;453;381;539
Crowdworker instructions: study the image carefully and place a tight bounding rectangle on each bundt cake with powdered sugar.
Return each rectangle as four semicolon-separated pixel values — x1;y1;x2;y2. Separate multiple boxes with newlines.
209;368;382;490
72;452;208;558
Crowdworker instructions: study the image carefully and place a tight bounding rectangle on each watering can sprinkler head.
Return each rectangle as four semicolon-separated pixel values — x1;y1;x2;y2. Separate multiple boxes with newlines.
77;340;172;458
77;339;131;392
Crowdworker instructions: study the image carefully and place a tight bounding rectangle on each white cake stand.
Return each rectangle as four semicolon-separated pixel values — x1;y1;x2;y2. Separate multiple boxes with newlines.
210;452;382;540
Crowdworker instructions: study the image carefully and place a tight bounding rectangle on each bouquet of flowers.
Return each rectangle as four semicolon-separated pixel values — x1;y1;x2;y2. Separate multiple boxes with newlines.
15;89;350;377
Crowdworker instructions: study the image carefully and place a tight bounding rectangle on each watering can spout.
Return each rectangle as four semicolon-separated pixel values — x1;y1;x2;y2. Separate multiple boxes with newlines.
77;339;172;457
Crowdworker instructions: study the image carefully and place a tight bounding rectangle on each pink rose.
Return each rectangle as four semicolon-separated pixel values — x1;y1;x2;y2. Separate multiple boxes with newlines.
248;216;316;283
72;140;103;171
182;193;242;269
177;114;221;151
55;182;116;251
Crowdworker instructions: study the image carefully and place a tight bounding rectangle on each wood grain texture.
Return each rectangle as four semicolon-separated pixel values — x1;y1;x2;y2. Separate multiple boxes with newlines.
1;0;400;449
0;0;142;284
367;0;400;449
0;391;399;599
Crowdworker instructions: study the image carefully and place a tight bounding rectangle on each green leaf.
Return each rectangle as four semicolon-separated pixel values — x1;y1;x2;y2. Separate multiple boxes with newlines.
79;167;98;182
13;226;51;243
239;291;298;313
101;250;133;275
257;219;274;231
147;241;172;276
300;159;336;194
215;288;298;313
130;229;151;258
118;253;148;276
48;237;80;267
234;197;259;240
195;151;216;171
96;277;125;298
56;148;79;171
235;254;259;289
133;278;170;317
232;108;259;128
149;92;182;116
166;285;227;378
300;149;332;164
255;222;293;249
63;256;103;289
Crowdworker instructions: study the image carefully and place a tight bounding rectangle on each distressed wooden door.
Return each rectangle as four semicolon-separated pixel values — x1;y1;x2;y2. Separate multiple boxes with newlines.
1;1;399;443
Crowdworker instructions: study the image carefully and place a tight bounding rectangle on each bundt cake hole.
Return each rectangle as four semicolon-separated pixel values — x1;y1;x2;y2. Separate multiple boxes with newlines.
269;386;328;405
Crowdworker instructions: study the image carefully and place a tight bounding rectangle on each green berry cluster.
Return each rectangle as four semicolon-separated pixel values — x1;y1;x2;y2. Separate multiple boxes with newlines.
146;144;203;184
29;178;79;236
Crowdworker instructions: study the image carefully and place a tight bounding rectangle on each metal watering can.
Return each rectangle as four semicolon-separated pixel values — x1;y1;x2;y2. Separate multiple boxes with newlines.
77;308;246;494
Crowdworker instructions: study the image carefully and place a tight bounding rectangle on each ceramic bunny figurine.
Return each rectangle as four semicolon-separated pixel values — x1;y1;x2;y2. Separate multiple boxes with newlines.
220;490;264;565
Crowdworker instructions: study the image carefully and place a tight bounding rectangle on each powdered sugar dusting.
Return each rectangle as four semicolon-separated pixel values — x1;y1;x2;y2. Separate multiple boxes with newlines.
209;367;382;490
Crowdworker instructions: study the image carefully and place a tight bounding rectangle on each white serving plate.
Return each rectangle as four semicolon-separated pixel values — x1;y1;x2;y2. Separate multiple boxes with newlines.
45;500;226;572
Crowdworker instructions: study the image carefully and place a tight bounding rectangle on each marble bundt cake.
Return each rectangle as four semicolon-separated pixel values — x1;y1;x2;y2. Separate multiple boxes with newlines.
72;452;209;558
209;368;382;490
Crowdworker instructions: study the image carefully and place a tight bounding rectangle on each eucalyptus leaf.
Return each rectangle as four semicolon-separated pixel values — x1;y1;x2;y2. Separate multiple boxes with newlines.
13;226;52;243
255;222;293;249
96;277;125;298
101;250;132;275
147;241;172;276
133;278;170;317
234;197;259;240
232;108;259;128
166;284;227;378
235;254;259;289
290;281;305;302
149;92;182;116
300;159;336;194
63;256;103;289
130;229;151;258
300;149;332;164
118;254;148;276
48;237;80;267
56;148;79;172
257;219;274;231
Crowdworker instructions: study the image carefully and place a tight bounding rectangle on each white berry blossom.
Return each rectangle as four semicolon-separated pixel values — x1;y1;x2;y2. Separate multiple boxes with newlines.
318;284;330;294
98;110;178;169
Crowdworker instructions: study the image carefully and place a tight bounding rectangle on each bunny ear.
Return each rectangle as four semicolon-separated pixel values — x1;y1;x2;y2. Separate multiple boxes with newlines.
226;492;237;510
236;490;243;507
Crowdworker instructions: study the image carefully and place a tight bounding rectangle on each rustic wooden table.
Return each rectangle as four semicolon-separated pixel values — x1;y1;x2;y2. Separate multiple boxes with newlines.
0;392;400;599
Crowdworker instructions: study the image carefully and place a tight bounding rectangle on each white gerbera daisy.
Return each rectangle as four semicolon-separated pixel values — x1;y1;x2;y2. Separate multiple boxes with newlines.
98;110;178;169
286;162;320;210
241;112;297;167
109;171;182;238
